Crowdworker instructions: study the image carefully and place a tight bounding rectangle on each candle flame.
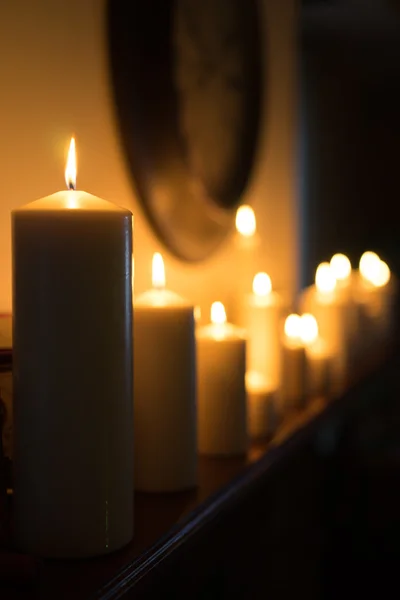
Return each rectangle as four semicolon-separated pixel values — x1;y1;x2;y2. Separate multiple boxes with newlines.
315;262;336;294
359;251;381;283
211;301;227;325
330;253;351;281
300;313;319;345
284;313;302;340
235;205;256;237
252;272;272;297
152;252;165;289
65;137;77;190
370;260;391;288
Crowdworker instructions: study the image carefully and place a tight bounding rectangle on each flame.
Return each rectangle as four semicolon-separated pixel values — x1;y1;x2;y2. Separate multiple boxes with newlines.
315;262;336;294
370;260;391;288
65;137;77;190
284;314;302;340
211;301;227;325
152;252;165;289
359;251;381;283
235;205;256;237
300;313;318;345
330;253;351;281
252;272;272;297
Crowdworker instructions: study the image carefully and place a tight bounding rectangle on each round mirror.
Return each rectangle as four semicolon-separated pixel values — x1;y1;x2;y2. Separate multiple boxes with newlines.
108;0;263;261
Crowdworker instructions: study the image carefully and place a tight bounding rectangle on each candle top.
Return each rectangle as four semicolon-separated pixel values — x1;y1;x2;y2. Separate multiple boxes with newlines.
135;288;192;308
197;301;246;341
246;371;276;394
14;190;130;214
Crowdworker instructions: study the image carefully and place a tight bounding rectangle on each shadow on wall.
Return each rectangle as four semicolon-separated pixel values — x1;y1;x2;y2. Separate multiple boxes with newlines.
299;5;400;286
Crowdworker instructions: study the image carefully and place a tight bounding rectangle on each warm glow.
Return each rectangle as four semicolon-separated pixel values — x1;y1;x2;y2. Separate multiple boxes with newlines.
370;260;391;288
194;305;202;322
284;314;302;340
152;252;165;289
246;371;269;392
65;137;77;190
315;262;336;294
211;301;227;325
235;205;256;237
300;313;319;345
330;253;351;281
359;251;381;282
252;272;272;297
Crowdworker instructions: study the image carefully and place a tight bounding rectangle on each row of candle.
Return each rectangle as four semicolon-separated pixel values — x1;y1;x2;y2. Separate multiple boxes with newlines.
10;139;395;558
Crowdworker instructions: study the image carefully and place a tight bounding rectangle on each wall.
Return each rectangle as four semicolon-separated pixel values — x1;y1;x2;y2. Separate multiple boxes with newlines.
0;0;298;318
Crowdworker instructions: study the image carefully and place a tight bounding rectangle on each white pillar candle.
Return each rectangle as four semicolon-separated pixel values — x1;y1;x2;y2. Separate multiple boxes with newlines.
300;314;332;399
133;253;197;492
12;139;134;558
279;314;307;411
243;272;283;388
197;302;247;456
300;262;352;391
246;371;277;441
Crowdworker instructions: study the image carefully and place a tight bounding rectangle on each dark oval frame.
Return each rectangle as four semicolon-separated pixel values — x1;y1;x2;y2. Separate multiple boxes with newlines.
108;0;263;261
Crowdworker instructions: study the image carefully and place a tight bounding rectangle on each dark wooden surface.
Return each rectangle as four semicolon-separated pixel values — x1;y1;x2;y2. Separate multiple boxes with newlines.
1;345;399;599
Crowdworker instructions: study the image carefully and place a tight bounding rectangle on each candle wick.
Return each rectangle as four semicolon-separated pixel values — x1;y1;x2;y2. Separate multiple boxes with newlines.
68;183;75;191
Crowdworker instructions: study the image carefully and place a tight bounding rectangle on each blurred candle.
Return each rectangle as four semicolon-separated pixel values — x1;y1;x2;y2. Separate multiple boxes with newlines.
300;314;331;398
279;314;307;411
246;371;277;440
12;138;134;558
134;253;197;492
197;302;247;456
233;205;259;324
244;272;282;387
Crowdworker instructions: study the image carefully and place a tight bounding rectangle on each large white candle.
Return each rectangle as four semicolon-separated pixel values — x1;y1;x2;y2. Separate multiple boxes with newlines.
197;302;247;456
246;371;277;441
279;314;307;411
133;253;197;492
12;139;134;558
244;272;282;387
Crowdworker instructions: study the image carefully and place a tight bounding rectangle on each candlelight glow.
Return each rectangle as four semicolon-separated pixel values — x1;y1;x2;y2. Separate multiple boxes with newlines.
246;370;269;392
330;253;351;281
370;260;391;288
284;314;302;340
194;305;202;322
315;262;336;294
152;252;165;289
211;301;227;325
300;313;319;345
252;272;272;297
235;205;256;237
65;137;77;190
359;251;381;282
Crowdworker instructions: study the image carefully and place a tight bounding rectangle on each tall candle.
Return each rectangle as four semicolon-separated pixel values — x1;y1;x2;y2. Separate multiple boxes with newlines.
279;314;307;411
197;302;247;456
12;139;134;558
133;253;197;492
244;272;282;387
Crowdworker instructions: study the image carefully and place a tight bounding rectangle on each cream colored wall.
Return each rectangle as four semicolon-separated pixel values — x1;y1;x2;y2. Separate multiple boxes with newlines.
0;0;298;320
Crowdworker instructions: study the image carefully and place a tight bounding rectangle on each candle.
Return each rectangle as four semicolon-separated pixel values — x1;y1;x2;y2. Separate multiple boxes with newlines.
133;253;197;492
244;272;282;387
12;138;134;558
357;252;395;342
246;371;277;441
232;205;259;325
279;314;307;411
197;302;247;456
300;262;352;390
300;314;332;398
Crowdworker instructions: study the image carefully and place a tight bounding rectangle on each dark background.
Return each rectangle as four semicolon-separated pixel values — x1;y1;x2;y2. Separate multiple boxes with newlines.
299;0;400;287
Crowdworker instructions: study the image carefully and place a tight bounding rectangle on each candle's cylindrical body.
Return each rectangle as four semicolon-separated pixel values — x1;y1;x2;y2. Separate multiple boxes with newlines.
134;291;197;492
247;380;277;441
245;293;282;388
279;343;307;411
197;326;247;456
12;191;134;558
305;341;331;399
